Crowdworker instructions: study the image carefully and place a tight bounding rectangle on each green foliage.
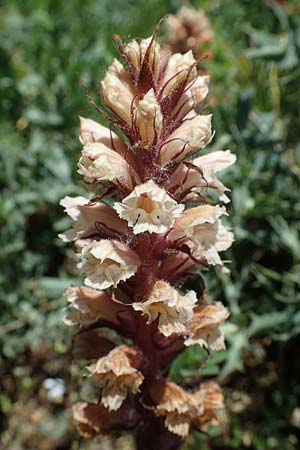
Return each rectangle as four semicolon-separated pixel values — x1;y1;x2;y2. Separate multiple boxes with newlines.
1;0;300;449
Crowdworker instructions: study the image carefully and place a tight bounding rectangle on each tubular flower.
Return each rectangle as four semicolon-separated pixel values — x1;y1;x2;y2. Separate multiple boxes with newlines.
78;142;135;190
59;196;127;242
114;180;184;234
78;239;140;290
60;23;235;450
174;204;234;267
87;345;144;411
132;280;197;336
185;302;230;350
160;114;213;164
150;381;204;438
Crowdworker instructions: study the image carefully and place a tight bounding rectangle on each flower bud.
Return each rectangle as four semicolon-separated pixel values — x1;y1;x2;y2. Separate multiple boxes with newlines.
161;51;197;98
101;59;135;125
78;239;140;290
135;89;163;145
160;114;212;164
125;37;161;82
114;180;184;234
173;75;209;120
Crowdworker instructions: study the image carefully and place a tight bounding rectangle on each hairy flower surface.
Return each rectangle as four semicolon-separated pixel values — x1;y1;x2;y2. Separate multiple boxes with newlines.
87;345;144;411
114;180;184;234
78;239;140;290
185;302;229;350
133;280;196;336
60;23;235;450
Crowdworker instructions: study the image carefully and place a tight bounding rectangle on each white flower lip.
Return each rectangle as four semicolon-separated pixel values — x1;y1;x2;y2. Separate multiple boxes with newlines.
78;239;140;290
78;142;134;189
114;180;184;235
132;280;197;337
174;204;234;267
87;345;144;411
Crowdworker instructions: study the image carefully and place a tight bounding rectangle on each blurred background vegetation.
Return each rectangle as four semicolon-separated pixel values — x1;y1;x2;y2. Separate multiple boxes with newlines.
1;0;300;449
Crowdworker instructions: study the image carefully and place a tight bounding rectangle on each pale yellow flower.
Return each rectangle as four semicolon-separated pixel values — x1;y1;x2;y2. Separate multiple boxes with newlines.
114;180;184;234
132;280;197;337
78;239;140;290
185;302;229;350
78;142;133;189
87;345;144;411
135;89;163;145
160;114;212;163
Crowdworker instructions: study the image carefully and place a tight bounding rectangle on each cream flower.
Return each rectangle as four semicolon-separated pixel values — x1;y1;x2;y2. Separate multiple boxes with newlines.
63;286;112;327
73;401;134;436
161;51;197;97
150;380;203;438
194;381;225;432
87;345;144;411
135;89;163;145
124;37;161;82
63;286;127;330
169;149;236;203
185;302;229;350
193;150;236;202
175;205;234;266
79;116;126;152
78;239;140;290
78;142;133;189
101;59;135;125
160;114;212;164
59;196;127;242
132;280;197;337
173;75;209;120
114;180;184;234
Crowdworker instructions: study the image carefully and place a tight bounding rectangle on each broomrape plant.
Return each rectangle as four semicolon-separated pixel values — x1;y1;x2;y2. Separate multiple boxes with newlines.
60;23;236;450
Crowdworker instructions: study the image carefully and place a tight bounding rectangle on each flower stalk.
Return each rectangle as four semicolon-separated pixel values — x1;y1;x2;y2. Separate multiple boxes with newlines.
60;22;235;450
